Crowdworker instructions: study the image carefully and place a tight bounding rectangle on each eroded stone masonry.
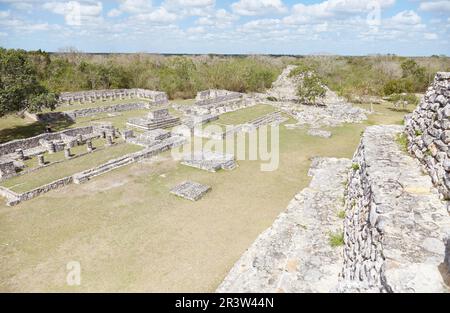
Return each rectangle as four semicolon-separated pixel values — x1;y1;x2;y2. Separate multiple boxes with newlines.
405;72;450;200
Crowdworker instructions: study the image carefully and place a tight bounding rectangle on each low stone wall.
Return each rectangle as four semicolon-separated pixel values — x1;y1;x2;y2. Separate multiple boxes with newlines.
64;102;150;120
0;126;94;157
339;125;449;293
19;176;73;202
405;72;450;200
58;88;168;106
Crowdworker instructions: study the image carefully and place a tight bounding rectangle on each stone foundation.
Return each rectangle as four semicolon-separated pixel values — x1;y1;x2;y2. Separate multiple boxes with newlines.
170;181;211;201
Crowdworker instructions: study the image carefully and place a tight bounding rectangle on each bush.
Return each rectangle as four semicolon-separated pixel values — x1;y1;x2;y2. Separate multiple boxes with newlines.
297;73;326;105
328;231;344;247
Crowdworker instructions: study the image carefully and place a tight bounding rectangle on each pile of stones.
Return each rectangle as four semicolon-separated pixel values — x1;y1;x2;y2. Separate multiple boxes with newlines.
241;111;288;132
170;181;211;201
127;108;180;131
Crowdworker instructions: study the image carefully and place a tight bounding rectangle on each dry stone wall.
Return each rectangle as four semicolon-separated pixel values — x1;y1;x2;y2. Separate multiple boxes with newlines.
405;72;450;200
339;125;450;293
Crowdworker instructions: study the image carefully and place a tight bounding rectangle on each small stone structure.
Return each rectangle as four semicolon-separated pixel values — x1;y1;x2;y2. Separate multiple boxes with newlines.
241;111;288;132
37;154;45;166
0;160;16;179
405;72;450;200
307;128;332;138
181;151;237;172
170;181;211;201
127;108;180;130
58;89;168;106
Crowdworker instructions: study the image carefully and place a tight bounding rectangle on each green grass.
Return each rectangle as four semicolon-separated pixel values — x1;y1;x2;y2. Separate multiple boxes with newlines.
395;133;408;153
328;231;344;247
337;210;346;219
352;163;360;171
1;141;142;193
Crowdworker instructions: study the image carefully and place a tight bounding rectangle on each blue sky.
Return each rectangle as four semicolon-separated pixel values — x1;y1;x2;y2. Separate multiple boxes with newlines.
0;0;449;55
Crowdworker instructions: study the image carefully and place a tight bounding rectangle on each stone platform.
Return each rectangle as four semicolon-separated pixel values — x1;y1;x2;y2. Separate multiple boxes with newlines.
217;157;351;292
127;108;180;130
170;181;211;201
181;151;237;172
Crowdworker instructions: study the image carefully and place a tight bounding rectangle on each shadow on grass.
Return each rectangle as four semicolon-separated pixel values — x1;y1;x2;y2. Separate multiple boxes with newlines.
0;118;74;144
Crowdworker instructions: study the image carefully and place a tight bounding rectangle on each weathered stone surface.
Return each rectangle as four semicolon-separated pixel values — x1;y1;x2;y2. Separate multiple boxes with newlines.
127;108;180;131
181;151;237;172
170;181;211;201
405;72;450;200
307;128;332;138
339;125;450;293
217;157;351;292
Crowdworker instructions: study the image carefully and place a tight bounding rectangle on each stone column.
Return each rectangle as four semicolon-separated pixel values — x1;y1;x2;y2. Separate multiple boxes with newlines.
101;131;106;139
77;134;83;145
37;154;45;166
15;149;24;160
111;128;116;138
86;140;93;152
48;142;56;154
64;147;71;159
106;135;113;146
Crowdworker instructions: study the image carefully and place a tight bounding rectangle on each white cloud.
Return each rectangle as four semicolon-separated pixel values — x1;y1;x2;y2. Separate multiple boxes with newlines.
107;8;122;17
163;0;215;17
284;0;395;24
419;1;450;13
118;0;152;14
196;9;238;28
135;7;177;23
390;10;421;25
424;32;438;40
43;1;103;26
0;10;11;18
231;0;286;16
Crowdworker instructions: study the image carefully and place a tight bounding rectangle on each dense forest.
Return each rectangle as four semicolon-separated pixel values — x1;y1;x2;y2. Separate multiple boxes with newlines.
1;47;449;117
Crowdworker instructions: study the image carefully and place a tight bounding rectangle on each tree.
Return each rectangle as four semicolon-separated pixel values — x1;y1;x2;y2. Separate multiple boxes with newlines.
0;48;58;117
297;73;326;106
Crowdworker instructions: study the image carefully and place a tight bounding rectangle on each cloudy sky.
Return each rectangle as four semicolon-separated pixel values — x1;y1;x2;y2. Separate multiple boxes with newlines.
0;0;449;55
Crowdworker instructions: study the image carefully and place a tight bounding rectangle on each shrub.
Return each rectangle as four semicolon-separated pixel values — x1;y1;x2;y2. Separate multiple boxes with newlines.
352;163;360;171
328;231;344;247
297;73;326;106
395;133;408;152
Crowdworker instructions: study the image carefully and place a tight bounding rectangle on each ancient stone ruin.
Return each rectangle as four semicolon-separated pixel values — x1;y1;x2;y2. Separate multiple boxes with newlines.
170;181;211;201
58;88;168;106
181;151;237;172
405;72;450;200
127;108;181;130
218;72;450;293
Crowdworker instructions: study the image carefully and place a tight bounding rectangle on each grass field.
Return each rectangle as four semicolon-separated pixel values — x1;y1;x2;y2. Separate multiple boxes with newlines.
0;101;408;292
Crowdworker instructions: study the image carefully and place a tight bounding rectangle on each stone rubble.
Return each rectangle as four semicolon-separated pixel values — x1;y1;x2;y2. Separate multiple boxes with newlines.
307;128;332;138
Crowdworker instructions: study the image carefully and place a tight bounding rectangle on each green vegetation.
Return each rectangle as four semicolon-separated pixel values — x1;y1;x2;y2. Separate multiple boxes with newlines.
296;73;326;106
395;133;409;153
352;163;360;171
328;231;344;247
0;48;57;117
337;210;346;219
415;130;423;136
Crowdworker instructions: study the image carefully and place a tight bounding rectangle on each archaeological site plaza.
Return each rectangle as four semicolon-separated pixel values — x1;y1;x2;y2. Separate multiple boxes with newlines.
1;63;449;295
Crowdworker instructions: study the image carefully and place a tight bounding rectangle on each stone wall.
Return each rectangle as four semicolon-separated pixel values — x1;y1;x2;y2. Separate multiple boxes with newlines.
405;72;450;200
339;125;449;293
0;126;94;157
195;89;242;107
63;102;150;120
58;88;168;106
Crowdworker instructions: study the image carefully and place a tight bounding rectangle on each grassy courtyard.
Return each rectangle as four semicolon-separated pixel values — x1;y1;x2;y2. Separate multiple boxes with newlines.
0;101;409;292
